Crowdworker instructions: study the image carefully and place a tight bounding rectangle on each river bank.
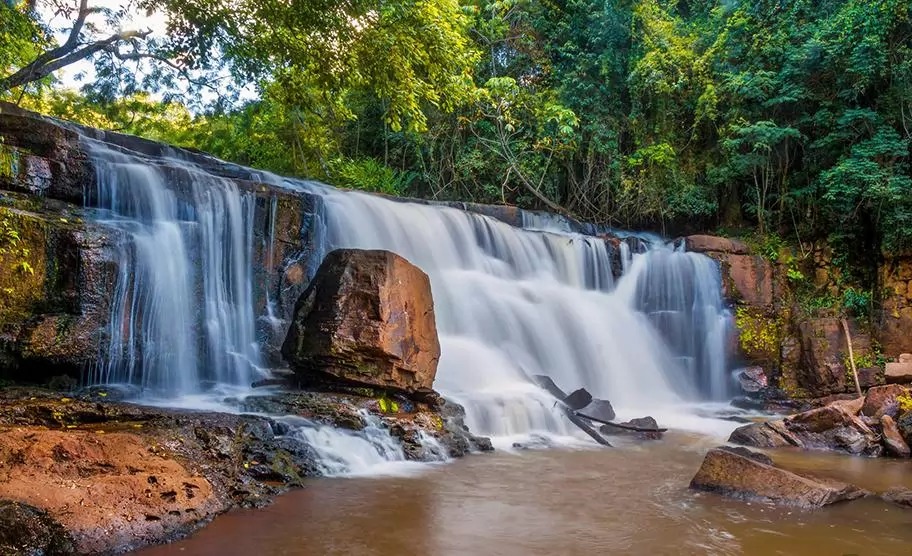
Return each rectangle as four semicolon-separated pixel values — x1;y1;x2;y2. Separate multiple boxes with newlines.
0;386;488;554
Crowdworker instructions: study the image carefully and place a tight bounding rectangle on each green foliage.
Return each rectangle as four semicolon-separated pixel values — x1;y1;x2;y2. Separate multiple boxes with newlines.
841;288;873;318
848;350;888;370
734;306;779;356
329;158;414;196
0;208;33;276
3;0;912;294
800;293;838;314
0;3;49;98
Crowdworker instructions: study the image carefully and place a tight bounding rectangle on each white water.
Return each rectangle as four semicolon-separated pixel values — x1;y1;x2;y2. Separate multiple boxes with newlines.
85;139;264;393
319;189;733;441
287;412;433;477
78;133;734;472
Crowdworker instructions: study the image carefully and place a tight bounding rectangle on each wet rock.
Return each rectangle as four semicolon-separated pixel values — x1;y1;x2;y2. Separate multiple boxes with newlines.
787;404;855;433
75;383;142;402
885;362;912;384
861;385;909;419
729;396;768;411
599;416;664;440
563;388;593;411
282;249;440;398
882;487;912;507
729;422;796;448
730;401;882;456
624;416;663;439
784;404;880;456
579;398;616;423
0;105;93;203
737;366;768;393
690;446;867;507
0;500;75;555
239;392;366;431
437;400;494;455
880;415;911;458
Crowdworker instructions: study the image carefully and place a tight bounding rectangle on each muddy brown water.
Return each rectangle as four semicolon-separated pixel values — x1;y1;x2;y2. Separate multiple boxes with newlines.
140;433;912;555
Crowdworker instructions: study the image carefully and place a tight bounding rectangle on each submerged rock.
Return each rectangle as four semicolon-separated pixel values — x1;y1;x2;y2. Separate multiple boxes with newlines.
882;487;912;508
282;249;440;398
690;446;866;507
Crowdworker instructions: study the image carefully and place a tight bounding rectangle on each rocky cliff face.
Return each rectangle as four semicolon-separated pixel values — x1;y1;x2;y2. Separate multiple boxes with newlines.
0;102;325;384
879;253;912;357
686;234;912;402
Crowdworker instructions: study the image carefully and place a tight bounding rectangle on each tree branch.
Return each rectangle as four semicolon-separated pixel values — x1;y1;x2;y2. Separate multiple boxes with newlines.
0;28;152;92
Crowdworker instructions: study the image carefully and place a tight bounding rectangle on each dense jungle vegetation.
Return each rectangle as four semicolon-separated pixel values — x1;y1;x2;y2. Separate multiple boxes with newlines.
2;0;912;286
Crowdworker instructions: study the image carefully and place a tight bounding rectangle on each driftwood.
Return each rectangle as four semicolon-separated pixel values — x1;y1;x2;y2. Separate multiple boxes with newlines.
532;375;612;446
566;411;613;446
575;412;668;433
532;375;568;399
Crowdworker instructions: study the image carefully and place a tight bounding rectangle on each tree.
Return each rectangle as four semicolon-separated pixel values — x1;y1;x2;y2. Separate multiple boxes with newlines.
0;0;157;94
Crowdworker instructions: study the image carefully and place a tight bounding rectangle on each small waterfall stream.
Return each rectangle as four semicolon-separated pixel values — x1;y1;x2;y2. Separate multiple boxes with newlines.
77;132;734;468
85;138;263;393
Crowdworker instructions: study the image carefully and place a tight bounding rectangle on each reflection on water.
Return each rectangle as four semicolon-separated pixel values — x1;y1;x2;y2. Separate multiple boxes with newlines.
139;434;912;555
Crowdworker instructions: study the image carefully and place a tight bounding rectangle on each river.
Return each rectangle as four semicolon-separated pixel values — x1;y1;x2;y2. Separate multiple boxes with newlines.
140;431;912;556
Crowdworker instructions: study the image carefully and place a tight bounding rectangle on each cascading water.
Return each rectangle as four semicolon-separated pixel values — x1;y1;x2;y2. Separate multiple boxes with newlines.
77;128;733;455
317;189;734;441
85;138;263;394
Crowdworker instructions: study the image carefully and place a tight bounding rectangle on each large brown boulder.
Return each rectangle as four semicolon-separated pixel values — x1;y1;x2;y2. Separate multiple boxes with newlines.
282;249;441;396
690;446;866;507
723;254;776;307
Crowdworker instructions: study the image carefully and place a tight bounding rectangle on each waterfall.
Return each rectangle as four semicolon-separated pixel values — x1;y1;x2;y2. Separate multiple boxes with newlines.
85;138;263;394
77;131;732;445
317;189;733;440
